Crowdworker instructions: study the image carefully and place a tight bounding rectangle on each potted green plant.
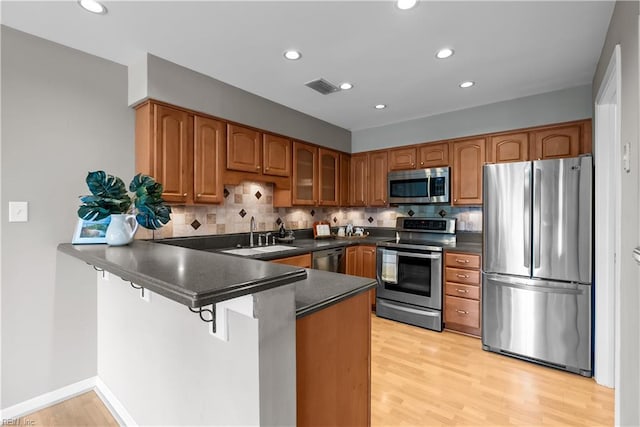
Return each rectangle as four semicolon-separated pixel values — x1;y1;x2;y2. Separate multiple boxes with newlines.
78;171;172;245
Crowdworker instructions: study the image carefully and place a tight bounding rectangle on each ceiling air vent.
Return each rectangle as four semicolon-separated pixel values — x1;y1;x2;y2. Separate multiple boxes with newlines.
305;78;340;95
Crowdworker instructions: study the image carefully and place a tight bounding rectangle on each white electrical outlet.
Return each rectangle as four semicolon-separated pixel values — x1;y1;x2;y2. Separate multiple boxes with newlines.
9;201;28;222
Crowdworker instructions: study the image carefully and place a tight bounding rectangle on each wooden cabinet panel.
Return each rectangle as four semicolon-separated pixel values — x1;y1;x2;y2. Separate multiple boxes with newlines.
488;132;529;163
418;142;449;168
444;267;480;286
350;153;368;207
318;148;339;206
445;252;481;269
263;134;291;177
360;246;377;279
388;147;417;171
531;125;580;160
153;104;193;204
227;124;261;173
296;291;371;427
444;296;480;329
271;253;312;268
368;151;388;207
339;154;351;207
345;246;359;276
445;282;480;300
293;141;318;205
451;138;485;205
194;116;225;204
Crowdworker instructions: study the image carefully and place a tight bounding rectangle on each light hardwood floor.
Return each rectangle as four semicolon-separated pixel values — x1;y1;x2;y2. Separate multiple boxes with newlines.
21;314;613;426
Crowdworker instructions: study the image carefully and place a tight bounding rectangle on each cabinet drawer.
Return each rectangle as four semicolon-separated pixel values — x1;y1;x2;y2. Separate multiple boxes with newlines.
445;296;480;329
271;253;311;268
445;252;481;269
445;282;480;300
445;267;480;285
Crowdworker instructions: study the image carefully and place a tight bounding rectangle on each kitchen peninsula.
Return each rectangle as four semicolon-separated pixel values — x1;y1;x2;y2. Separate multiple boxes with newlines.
57;240;375;426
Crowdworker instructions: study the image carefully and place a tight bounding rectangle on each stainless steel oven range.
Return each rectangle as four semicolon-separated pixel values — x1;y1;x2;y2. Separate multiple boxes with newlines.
376;217;456;332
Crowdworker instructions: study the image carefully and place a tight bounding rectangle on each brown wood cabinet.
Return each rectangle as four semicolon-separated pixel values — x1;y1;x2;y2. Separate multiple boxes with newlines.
350;153;368;207
418;142;449;168
451;138;485;205
488;132;529;164
368;151;388;207
271;253;312;268
339;154;351;207
318;148;340;206
226;124;261;174
388;147;417;171
296;291;371;426
531;124;581;160
444;251;481;337
193;116;225;204
345;245;377;309
263;133;291;177
292;141;318;205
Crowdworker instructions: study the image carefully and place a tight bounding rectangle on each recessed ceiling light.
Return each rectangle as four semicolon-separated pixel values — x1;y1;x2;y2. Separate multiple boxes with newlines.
396;0;418;10
459;81;475;88
339;82;353;90
375;104;387;110
283;50;302;60
78;0;107;14
436;48;454;59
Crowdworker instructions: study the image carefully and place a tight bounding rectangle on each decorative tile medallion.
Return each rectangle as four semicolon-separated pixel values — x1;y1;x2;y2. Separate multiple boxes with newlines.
439;209;448;218
333;217;338;223
310;209;315;217
407;209;415;217
276;217;282;226
255;191;262;200
191;219;201;230
239;209;247;218
223;188;230;198
368;216;374;223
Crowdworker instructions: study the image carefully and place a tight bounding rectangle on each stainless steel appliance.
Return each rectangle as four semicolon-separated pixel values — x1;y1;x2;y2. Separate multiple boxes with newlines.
387;167;450;204
376;217;456;331
482;155;593;376
312;247;345;273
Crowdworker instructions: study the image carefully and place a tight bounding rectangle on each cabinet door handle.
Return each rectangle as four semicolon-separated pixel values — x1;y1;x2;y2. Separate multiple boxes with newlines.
411;163;415;167
456;289;468;293
456;309;469;315
256;165;261;170
420;161;424;166
183;193;187;197
265;167;269;171
456;273;470;279
456;259;470;264
197;193;202;197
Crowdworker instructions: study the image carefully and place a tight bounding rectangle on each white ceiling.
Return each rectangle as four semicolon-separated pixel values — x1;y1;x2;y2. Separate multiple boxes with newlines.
1;1;614;131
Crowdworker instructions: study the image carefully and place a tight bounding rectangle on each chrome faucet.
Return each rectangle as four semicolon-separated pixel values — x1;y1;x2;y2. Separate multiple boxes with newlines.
250;216;256;247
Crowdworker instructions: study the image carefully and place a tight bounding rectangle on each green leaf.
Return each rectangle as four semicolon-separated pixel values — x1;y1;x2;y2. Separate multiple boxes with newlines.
86;171;128;199
129;174;171;230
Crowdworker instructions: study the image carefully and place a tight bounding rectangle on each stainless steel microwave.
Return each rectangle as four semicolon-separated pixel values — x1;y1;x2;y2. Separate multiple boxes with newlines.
387;167;450;204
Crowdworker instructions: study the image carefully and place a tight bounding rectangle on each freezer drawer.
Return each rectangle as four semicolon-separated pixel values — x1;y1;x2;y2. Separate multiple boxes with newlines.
482;273;592;376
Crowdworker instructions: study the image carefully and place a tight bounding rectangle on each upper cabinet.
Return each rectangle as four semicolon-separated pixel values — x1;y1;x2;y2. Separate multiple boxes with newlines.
531;124;580;160
451;138;485;206
350;153;368;207
193;116;225;204
226;124;261;173
263;133;291;177
339;154;351;207
368;151;388;207
389;147;417;171
292;141;318;206
418;142;449;168
488;132;529;164
318;148;340;206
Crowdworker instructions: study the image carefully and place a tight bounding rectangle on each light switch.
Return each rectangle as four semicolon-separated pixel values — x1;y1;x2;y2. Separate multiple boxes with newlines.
9;201;28;222
623;142;631;173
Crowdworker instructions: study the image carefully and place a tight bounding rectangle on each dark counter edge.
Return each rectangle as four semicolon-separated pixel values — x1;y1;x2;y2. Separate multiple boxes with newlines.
57;243;307;308
296;280;377;319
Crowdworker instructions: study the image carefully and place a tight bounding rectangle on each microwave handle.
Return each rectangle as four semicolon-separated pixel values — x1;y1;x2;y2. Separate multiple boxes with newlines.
395;251;441;260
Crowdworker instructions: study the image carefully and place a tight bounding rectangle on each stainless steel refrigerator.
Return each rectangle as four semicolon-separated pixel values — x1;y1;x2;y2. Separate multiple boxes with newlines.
482;155;592;376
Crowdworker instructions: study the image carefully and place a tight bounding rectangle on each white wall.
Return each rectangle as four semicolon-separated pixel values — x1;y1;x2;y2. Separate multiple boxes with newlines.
352;85;592;152
0;26;134;408
130;53;352;153
592;2;640;425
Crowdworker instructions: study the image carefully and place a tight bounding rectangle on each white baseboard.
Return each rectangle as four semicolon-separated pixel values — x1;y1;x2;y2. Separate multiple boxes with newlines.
94;377;137;427
0;377;97;420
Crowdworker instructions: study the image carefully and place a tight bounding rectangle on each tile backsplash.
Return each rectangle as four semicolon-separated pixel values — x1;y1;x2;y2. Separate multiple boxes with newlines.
138;182;482;239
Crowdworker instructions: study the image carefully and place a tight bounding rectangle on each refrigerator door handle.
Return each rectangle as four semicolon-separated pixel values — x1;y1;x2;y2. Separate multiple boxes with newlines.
483;273;585;295
533;167;542;269
523;166;531;268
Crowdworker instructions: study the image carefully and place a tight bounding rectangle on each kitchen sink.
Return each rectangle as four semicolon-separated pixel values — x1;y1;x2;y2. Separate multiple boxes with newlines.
220;245;297;256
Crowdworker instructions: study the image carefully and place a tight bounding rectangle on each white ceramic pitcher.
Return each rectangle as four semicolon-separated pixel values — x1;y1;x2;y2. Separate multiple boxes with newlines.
106;214;139;246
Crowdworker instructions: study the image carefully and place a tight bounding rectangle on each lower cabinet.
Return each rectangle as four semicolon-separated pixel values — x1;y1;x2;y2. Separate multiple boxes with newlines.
444;251;482;337
345;245;377;309
270;253;312;268
296;291;371;426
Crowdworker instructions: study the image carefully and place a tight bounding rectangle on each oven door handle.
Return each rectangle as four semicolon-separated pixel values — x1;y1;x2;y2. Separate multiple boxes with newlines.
378;299;441;317
395;251;441;260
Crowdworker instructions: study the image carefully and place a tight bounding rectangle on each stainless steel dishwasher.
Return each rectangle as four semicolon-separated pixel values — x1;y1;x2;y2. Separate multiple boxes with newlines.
312;247;345;273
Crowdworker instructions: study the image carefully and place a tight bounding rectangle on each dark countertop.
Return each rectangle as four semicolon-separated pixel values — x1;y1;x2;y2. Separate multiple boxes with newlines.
57;240;377;318
294;269;376;319
444;242;483;255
